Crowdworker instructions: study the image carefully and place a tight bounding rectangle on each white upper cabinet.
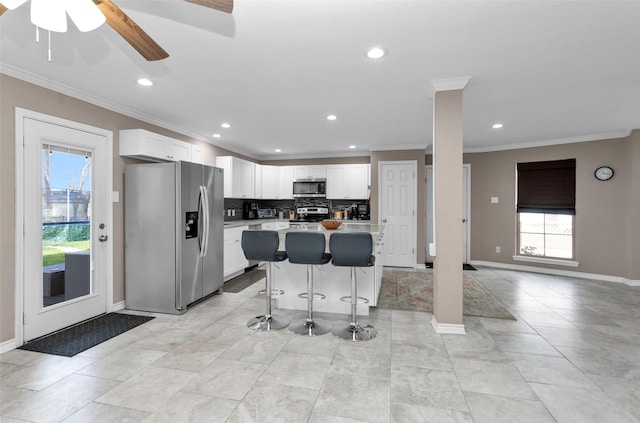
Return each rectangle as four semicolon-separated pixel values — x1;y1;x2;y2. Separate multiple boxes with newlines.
216;156;255;198
259;165;280;199
326;164;370;199
254;164;263;199
278;166;294;199
119;129;194;163
190;145;204;164
293;165;326;180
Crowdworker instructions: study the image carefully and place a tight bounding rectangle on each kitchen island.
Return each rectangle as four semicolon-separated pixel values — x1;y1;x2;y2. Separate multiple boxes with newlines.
270;222;385;316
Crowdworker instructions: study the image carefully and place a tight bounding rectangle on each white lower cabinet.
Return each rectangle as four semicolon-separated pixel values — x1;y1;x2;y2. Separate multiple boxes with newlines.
224;226;249;281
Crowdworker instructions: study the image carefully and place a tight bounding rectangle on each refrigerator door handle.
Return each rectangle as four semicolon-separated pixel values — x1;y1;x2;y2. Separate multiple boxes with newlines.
200;185;210;257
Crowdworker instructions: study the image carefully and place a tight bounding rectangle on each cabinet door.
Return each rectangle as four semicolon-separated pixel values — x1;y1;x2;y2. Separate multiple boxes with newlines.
166;139;190;162
261;165;279;199
223;231;236;277
239;160;255;198
228;158;254;198
191;146;204;164
345;164;369;199
293;165;326;180
254;164;263;199
278;166;294;199
325;165;347;199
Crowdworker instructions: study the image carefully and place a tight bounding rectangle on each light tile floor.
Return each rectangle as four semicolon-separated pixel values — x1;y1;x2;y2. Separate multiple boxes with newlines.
2;267;640;422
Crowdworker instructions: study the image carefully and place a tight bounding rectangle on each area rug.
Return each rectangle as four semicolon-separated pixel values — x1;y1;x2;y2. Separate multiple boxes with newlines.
18;313;154;357
376;269;515;320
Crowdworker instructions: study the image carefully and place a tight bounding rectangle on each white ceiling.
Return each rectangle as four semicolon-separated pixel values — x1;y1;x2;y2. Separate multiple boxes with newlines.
1;0;639;160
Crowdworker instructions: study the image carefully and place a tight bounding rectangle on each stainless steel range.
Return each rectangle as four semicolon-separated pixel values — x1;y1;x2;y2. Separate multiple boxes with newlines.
290;201;330;223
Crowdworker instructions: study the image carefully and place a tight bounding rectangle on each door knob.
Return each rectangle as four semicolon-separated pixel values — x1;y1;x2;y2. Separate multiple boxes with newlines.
99;235;109;242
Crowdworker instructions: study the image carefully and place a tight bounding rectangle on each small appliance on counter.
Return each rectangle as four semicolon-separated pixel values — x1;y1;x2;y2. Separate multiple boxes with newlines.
357;203;370;220
243;202;258;219
257;208;275;219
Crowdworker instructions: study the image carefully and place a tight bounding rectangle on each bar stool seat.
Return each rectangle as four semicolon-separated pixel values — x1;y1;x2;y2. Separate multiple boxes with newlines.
329;232;377;341
242;230;290;331
285;232;332;336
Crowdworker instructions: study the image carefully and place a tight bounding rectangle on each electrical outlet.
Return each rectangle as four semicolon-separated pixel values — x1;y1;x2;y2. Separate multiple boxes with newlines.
495;246;501;253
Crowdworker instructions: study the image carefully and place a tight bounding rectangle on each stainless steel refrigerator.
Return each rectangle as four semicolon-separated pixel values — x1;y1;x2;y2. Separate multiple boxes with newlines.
124;161;224;314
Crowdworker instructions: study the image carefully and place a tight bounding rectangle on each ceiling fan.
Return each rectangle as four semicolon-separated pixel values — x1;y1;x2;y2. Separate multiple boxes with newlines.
0;0;233;61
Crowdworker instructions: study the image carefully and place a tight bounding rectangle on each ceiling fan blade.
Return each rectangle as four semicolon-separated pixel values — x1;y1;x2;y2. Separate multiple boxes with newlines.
93;0;169;61
185;0;233;14
0;5;8;16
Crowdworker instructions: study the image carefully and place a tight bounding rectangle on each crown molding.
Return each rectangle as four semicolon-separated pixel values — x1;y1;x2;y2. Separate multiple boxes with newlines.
460;130;632;153
370;143;427;152
427;76;472;99
0;63;223;146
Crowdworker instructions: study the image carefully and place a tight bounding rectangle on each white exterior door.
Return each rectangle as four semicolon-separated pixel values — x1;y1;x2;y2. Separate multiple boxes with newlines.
18;110;112;342
425;164;470;264
378;161;417;267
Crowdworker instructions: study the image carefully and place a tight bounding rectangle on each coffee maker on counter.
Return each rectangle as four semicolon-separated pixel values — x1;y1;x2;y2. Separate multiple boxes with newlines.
242;202;258;219
357;203;370;220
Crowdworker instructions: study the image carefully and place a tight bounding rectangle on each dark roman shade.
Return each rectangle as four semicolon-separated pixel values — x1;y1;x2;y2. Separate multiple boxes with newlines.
517;159;576;215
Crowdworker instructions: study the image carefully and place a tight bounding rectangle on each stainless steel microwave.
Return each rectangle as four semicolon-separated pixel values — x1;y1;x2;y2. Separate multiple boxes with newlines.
293;179;326;198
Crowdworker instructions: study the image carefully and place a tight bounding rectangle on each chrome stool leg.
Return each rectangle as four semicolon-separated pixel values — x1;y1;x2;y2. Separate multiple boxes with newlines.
288;265;331;336
247;261;290;331
332;267;377;341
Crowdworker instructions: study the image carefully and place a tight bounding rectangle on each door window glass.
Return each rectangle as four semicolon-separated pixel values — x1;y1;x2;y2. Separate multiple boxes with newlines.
42;145;92;307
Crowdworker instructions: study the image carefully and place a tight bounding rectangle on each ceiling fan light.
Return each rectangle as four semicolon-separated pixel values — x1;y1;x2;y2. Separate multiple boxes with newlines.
1;0;27;10
31;0;67;32
65;0;106;32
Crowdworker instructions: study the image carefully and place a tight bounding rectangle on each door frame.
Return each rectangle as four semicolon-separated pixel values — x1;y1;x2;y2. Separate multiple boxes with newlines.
425;164;471;263
14;108;114;346
377;160;417;267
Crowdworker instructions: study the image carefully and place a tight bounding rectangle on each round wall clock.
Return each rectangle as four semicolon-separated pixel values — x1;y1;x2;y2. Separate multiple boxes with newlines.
594;166;614;181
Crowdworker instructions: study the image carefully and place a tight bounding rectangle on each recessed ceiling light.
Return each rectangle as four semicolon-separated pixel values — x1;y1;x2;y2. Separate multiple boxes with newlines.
349;145;356;149
137;78;153;86
366;47;386;59
326;114;338;121
274;148;281;153
212;133;222;138
221;123;231;129
492;123;504;129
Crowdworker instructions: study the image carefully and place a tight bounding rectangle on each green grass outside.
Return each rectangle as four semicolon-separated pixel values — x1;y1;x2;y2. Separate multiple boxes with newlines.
42;240;91;267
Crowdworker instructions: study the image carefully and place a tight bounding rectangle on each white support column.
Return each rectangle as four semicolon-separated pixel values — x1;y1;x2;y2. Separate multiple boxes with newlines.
428;77;470;334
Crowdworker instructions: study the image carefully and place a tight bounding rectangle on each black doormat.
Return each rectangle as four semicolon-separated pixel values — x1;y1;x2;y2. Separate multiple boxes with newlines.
224;266;266;293
18;313;154;357
426;262;477;271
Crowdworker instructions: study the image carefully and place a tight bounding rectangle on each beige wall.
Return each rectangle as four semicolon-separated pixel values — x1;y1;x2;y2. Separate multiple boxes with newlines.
0;75;239;343
464;133;639;280
2;74;638;344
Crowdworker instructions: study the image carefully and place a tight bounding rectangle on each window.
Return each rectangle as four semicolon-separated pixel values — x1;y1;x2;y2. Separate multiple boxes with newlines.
517;159;575;261
518;213;573;258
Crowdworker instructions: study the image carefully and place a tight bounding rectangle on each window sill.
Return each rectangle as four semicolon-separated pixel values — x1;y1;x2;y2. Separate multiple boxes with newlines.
512;255;579;267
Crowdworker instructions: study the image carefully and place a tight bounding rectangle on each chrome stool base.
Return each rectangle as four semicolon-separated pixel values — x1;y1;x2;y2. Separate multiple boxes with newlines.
332;323;378;342
288;318;332;336
247;314;290;331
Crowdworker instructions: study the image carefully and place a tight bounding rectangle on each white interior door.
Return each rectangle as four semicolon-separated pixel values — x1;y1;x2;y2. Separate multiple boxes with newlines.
378;161;416;267
20;113;112;342
425;164;470;264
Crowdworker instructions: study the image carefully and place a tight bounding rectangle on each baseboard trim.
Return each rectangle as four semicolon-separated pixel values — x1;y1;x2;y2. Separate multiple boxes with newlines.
112;301;125;311
0;338;17;354
469;260;640;287
431;316;466;335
